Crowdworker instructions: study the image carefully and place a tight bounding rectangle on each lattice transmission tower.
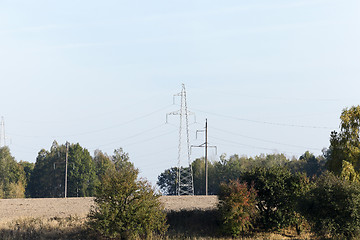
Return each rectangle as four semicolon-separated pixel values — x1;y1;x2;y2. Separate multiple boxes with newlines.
167;84;194;195
0;116;6;147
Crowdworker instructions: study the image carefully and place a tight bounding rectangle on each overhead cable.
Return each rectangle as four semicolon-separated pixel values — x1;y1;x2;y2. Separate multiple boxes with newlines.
189;107;334;130
211;126;321;151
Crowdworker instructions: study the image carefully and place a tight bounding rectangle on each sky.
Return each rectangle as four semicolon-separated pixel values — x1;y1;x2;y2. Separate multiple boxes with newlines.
0;0;359;185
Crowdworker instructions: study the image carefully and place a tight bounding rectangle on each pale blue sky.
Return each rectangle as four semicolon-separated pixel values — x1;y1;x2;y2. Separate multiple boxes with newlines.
1;0;359;185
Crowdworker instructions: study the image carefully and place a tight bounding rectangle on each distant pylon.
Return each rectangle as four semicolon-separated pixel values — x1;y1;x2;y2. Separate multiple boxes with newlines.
0;116;6;147
166;84;194;195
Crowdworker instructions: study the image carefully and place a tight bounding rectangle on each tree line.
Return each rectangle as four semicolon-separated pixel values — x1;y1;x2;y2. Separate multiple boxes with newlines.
2;105;360;201
1;143;326;199
157;151;326;195
158;106;360;196
0;141;131;198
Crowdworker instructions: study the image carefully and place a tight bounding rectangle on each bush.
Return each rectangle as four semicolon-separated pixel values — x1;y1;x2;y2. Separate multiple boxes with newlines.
166;209;220;238
242;166;309;231
218;180;258;237
300;171;360;239
88;167;168;239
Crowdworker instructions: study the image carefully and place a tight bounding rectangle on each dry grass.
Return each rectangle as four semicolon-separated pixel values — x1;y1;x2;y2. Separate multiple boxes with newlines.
0;215;315;240
0;216;91;240
0;216;315;240
0;197;316;239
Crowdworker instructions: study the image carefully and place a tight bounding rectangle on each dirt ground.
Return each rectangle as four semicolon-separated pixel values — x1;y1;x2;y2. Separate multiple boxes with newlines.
0;196;218;223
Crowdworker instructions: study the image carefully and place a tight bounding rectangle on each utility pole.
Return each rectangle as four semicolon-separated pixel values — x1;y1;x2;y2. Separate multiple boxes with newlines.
64;142;69;198
205;119;208;195
191;119;217;195
54;163;56;197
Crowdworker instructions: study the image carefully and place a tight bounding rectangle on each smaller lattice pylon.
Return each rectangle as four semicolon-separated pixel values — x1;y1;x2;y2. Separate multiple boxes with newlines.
0;116;6;147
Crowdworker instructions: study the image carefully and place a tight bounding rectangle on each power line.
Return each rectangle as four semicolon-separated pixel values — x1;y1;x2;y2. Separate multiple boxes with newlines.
90;123;168;149
11;123;171;155
210;135;304;156
189;107;334;130
211;126;321;151
123;129;178;148
7;104;174;138
215;91;342;102
133;146;178;160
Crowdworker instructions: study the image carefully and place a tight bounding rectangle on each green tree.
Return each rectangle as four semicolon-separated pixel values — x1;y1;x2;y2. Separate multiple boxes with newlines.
254;153;288;168
300;171;360;239
286;151;326;177
93;149;115;181
19;161;34;185
157;167;178;195
340;160;359;182
0;146;26;198
18;161;34;197
192;158;205;195
191;157;218;195
88;157;167;239
242;166;309;230
27;141;98;198
27;147;57;198
112;147;133;171
218;180;258;237
67;143;97;197
28;141;72;198
158;153;297;196
327;106;360;174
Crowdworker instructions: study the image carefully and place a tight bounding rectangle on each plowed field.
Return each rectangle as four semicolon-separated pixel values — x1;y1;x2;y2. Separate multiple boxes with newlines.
0;196;218;223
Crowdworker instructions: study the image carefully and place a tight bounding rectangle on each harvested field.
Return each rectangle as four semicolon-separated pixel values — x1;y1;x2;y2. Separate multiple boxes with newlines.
160;195;218;211
0;196;218;223
0;196;312;239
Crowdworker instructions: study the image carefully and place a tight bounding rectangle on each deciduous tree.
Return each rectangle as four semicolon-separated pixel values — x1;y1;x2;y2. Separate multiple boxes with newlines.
242;166;309;230
67;143;97;197
89;155;167;239
218;180;258;237
0;146;26;198
27;141;98;198
327;106;360;175
300;171;360;239
93;149;115;181
157;167;178;195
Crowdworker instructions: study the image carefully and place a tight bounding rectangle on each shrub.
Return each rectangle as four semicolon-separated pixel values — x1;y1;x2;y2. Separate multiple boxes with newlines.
242;166;309;231
88;167;168;239
166;209;220;238
300;171;360;239
218;180;258;237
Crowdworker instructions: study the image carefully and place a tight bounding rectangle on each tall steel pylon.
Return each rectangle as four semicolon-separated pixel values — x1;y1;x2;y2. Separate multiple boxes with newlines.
167;84;194;195
0;117;6;148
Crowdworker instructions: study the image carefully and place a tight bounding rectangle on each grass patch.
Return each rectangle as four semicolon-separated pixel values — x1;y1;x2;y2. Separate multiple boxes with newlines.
0;210;316;239
0;216;91;240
